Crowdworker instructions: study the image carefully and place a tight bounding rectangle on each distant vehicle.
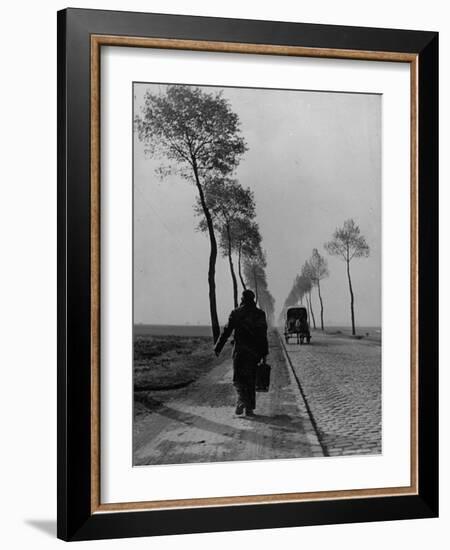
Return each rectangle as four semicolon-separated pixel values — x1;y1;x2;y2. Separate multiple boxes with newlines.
284;306;311;345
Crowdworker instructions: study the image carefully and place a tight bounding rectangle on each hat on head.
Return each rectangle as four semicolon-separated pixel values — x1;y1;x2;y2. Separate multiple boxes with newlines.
241;289;255;304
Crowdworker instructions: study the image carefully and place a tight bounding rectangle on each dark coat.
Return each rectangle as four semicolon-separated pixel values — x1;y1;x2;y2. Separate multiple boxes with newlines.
214;302;269;361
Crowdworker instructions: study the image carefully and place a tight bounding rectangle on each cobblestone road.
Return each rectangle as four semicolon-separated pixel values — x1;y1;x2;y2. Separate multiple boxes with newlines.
282;330;382;456
134;331;323;465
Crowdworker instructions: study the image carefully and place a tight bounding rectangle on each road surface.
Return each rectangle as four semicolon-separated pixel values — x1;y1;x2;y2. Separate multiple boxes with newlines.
283;329;382;456
134;331;322;465
133;329;381;465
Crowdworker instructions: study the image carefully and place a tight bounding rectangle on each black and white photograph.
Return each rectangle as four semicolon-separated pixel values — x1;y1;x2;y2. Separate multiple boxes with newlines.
0;0;444;546
132;82;382;466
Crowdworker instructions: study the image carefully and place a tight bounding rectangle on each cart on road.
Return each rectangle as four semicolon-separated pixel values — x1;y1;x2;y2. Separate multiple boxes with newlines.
284;306;311;345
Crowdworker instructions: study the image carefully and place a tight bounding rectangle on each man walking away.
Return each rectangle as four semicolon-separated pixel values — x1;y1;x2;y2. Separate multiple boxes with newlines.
214;289;269;417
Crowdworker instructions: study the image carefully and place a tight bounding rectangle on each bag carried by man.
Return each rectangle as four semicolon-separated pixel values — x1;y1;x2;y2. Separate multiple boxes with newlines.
255;361;271;392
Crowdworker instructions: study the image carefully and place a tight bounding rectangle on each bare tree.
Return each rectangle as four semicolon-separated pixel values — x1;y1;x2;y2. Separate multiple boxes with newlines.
324;219;370;335
135;85;247;342
308;248;329;330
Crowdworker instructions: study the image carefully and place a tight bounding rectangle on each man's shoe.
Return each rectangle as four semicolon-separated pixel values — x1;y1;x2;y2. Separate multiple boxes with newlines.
235;403;244;415
245;409;255;417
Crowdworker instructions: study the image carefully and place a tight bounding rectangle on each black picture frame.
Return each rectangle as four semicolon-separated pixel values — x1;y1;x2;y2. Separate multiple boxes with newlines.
57;7;438;541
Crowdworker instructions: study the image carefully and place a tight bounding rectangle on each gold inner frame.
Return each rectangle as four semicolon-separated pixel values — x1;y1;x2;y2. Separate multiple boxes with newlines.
90;35;419;514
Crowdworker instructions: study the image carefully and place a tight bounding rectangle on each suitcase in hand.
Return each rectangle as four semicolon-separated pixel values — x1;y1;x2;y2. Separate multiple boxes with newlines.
256;362;271;392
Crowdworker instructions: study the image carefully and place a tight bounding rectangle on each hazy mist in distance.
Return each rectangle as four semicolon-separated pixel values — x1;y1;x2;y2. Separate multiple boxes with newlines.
133;83;381;327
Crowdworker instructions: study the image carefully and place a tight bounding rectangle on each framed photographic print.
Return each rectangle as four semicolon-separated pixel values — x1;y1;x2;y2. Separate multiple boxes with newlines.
57;8;438;541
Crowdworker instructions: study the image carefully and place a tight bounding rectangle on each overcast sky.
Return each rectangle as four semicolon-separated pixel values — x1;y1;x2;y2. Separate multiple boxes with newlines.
133;83;381;327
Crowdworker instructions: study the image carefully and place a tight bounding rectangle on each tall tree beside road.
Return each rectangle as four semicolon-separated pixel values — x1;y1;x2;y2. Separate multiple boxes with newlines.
324;219;370;335
234;219;262;291
258;287;276;326
281;272;314;328
135;85;247;342
301;262;317;330
242;251;275;324
283;274;308;308
292;273;311;307
197;177;256;308
308;248;329;330
243;250;267;305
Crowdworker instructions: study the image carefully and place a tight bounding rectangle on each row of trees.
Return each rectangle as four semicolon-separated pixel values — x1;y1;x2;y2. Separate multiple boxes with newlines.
281;248;329;331
243;250;276;327
197;176;275;325
282;219;370;335
135;84;275;341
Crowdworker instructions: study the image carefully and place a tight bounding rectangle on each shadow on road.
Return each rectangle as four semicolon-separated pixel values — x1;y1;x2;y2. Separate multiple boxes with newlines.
250;413;304;431
136;393;309;463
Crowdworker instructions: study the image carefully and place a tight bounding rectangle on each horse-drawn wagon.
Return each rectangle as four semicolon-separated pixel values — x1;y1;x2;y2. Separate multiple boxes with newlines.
284;306;311;344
